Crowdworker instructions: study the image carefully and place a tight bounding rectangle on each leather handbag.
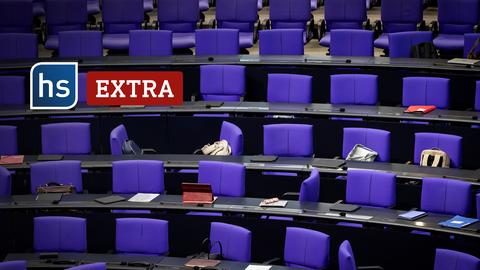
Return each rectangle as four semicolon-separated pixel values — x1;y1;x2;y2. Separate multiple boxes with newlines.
194;140;232;156
420;148;450;168
36;182;76;194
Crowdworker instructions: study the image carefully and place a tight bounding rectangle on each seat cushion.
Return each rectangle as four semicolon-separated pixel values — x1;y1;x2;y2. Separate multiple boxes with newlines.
374;33;388;49
433;34;464;51
239;32;254;49
103;34;130;50
319;32;330;47
45;35;59;50
172;32;195;49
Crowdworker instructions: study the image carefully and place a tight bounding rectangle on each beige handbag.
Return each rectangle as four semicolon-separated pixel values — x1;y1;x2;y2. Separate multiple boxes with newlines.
420;148;450;168
196;140;232;156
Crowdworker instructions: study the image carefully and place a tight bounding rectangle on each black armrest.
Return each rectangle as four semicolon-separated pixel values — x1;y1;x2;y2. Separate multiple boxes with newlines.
209;18;217;29
358;266;384;270
318;19;326;39
373;20;382;38
417;20;426;31
474;24;480;33
280;192;300;201
191;92;200;101
40;22;47;44
141;148;157;154
263;258;283;265
254;20;261;43
363;19;372;30
430;21;438;36
262;18;271;30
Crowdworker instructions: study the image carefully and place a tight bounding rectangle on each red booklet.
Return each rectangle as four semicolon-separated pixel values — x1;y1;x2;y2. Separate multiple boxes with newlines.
404;105;436;114
0;155;24;165
181;183;215;204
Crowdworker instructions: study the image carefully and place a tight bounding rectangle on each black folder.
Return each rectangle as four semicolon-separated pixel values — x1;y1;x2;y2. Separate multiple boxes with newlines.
37;155;64;161
329;203;360;212
311;159;346;169
250;155;278;162
95;195;126;204
36;193;63;204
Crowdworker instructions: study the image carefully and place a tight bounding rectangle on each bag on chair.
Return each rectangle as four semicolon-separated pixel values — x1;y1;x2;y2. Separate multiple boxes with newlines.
122;140;143;155
346;144;378;162
36;182;76;194
194;140;232;156
420;148;450;168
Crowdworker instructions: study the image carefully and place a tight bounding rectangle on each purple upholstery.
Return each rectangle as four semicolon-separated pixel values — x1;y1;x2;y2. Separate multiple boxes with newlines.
0;0;33;33
144;0;154;12
0;33;38;60
219;121;243;155
259;29;304;55
33;0;45;17
346;169;396;208
342;128;391;162
198;161;245;197
388;31;433;58
102;0;144;50
338;240;357;270
67;263;106;270
87;0;100;15
299;169;320;202
199;0;209;11
0;261;26;270
44;0;88;50
195;29;240;56
434;249;480;270
269;0;311;34
110;124;129;156
330;29;374;56
421;178;471;216
284;227;330;270
216;0;258;49
0;126;17;155
330;74;378;105
0;166;11;196
116;218;169;255
157;0;199;49
200;65;245;101
402;77;450;109
209;222;251;262
41;123;91;155
129;30;173;56
59;31;103;58
34;216;87;252
464;33;480;58
113;160;164;194
263;124;313;157
414;132;462;168
267;73;312;103
0;76;25;106
30;160;83;193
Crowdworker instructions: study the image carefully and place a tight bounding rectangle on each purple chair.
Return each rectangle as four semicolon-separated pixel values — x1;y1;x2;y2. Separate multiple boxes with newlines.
0;261;26;270
157;0;199;49
269;0;312;42
215;0;258;49
338;240;383;270
374;0;424;50
421;178;471;216
0;0;33;33
434;249;480;270
0;126;17;155
34;216;87;252
284;227;330;270
41;123;91;155
402;77;450;109
59;31;103;58
209;222;251;262
388;31;433;58
67;263;106;270
129;30;173;56
33;0;45;17
144;0;154;12
330;74;378;105
200;65;245;101
299;169;320;202
346;169;396;208
116;218;169;255
112;160;164;194
0;76;25;106
220;121;243;156
259;29;304;55
0;33;38;60
319;0;367;47
198;161;245;197
267;74;312;103
464;33;480;58
102;0;144;50
44;0;88;50
330;29;374;57
30;160;83;194
433;0;480;52
414;132;462;168
195;29;240;56
343;128;391;162
263;124;313;157
87;0;100;15
199;0;209;11
110;124;129;156
0;166;11;196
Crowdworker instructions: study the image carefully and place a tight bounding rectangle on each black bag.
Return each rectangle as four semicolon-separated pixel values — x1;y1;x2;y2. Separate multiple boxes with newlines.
410;42;438;59
121;140;142;155
187;238;223;260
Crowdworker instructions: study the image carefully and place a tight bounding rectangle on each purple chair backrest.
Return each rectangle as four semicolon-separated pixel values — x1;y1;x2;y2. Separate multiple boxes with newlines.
414;132;462;168
34;216;87;252
438;0;480;35
338;240;357;270
0;125;18;155
116;218;169;255
216;0;258;32
269;0;311;30
66;263;106;270
45;0;87;35
342;128;391;162
330;74;378;105
346;169;396;207
259;29;304;55
330;29;374;57
195;29;240;56
0;76;25;106
380;0;423;33
267;73;312;103
198;161;245;197
200;65;246;101
110;124;129;156
112;160;165;194
324;0;366;31
402;77;450;109
434;249;480;270
0;0;33;33
219;121;243;156
102;0;144;34
129;30;173;56
388;31;433;58
59;31;103;58
263;124;313;157
284;227;330;269
209;222;251;262
157;0;199;32
0;261;26;270
0;33;38;60
0;166;11;196
30;160;83;193
464;33;480;58
421;178;471;216
299;169;320;202
41;122;91;155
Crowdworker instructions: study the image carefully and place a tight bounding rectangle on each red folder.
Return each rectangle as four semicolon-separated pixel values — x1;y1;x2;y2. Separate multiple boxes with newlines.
181;183;214;204
0;155;24;165
404;105;436;114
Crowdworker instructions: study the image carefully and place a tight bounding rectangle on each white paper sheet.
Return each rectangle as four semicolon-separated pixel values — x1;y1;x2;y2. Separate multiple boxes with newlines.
245;265;272;270
128;193;159;203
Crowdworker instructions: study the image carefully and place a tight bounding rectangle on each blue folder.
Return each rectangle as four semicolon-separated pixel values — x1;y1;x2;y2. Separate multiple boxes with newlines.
438;215;478;229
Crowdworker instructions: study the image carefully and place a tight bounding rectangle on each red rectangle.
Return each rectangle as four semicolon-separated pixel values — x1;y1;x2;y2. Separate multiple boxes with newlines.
86;71;183;106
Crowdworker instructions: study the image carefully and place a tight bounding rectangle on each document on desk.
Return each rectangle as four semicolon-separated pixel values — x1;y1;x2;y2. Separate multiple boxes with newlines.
324;212;373;220
245;265;272;270
128;193;159;203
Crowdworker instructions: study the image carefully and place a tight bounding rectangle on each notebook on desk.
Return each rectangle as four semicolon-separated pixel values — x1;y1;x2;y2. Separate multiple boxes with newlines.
404;105;436;114
185;259;220;268
329;203;360;212
36;193;63;204
37;155;64;161
250;155;278;162
0;155;24;165
311;159;346;169
447;58;480;65
438;215;478;229
95;195;126;205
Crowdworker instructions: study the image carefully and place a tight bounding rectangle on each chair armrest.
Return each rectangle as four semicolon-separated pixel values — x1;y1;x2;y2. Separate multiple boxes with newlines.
318;19;326;39
430;21;438;36
373;20;382;38
191;92;200;101
262;18;271;30
40;22;47;44
141;148;157;154
209;18;217;29
280;192;300;200
417;20;426;31
358;266;384;270
263;258;283;265
474;24;480;33
363;19;372;30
